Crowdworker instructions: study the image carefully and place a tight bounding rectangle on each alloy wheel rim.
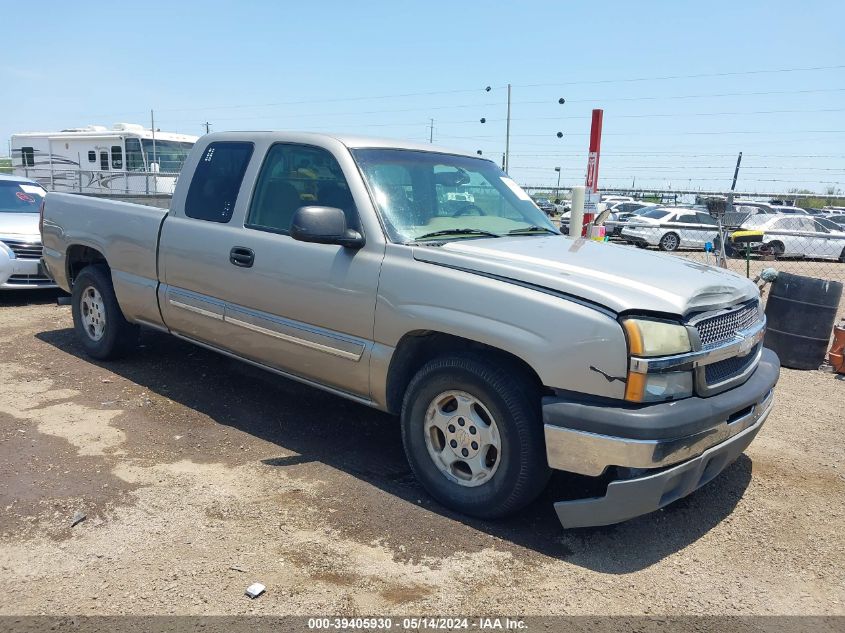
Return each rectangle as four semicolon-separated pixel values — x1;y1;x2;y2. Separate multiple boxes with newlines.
80;286;106;341
423;390;502;487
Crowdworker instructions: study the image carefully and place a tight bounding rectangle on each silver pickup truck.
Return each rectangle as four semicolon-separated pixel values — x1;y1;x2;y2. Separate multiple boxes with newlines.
41;132;779;528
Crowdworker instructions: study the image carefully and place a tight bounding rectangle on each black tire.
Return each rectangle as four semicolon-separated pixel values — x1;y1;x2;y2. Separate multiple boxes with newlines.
71;264;139;360
659;232;680;252
839;246;845;263
400;354;551;519
768;241;785;258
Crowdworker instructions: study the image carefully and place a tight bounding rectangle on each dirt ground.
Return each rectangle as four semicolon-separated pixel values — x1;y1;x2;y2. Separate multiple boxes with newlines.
0;290;843;617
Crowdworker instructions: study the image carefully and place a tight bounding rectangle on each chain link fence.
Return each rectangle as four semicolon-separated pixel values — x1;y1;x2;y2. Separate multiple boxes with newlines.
14;165;182;197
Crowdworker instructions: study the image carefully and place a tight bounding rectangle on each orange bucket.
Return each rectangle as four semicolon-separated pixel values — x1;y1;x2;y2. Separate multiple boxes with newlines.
830;320;845;374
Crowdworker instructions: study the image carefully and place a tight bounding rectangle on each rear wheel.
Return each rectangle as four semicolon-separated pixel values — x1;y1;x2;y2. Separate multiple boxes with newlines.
400;355;550;519
71;265;138;360
768;241;785;258
659;232;680;251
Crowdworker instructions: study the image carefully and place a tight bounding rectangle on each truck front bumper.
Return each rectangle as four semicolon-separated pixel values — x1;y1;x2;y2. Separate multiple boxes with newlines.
543;348;779;528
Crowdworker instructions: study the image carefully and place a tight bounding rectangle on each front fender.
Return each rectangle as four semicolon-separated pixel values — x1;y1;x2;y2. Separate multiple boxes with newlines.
374;250;629;401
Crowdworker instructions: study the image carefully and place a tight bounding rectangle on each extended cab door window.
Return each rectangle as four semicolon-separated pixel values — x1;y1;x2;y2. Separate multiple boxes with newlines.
246;143;358;234
185;142;254;223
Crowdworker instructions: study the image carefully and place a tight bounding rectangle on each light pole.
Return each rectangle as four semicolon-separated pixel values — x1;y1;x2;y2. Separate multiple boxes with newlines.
554;167;562;201
482;84;512;173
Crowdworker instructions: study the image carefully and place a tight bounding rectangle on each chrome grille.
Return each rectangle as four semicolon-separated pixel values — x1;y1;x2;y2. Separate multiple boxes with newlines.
705;344;761;385
694;301;761;349
6;274;53;285
2;239;43;260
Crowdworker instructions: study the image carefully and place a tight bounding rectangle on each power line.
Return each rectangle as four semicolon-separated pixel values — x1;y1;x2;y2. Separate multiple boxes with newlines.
512;64;845;88
25;85;845;127
438;130;845;141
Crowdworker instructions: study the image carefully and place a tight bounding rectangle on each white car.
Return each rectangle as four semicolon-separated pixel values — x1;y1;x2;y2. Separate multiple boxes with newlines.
732;214;845;261
0;175;55;289
621;207;720;251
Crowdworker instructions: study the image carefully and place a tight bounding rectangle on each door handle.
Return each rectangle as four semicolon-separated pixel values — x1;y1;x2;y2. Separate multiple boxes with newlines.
229;246;255;268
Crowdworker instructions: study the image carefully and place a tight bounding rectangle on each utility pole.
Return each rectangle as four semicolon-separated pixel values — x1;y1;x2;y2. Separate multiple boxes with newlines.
428;118;434;143
504;83;512;173
203;121;211;134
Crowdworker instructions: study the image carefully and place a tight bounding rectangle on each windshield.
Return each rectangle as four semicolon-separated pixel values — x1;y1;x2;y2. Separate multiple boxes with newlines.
351;149;557;242
141;139;194;172
0;180;46;214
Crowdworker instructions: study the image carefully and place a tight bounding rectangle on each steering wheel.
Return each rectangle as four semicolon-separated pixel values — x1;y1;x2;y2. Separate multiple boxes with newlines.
451;204;488;217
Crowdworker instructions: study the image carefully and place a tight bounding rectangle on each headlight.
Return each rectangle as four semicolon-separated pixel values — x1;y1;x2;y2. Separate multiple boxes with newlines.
622;318;693;403
0;241;14;258
622;318;691;357
625;370;693;403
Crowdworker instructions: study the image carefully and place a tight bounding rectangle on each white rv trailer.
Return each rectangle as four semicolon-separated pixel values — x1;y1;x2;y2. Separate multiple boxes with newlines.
10;123;198;195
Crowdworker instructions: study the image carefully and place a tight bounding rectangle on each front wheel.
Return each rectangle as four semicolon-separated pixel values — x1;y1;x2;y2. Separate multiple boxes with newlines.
400;355;551;519
71;265;139;360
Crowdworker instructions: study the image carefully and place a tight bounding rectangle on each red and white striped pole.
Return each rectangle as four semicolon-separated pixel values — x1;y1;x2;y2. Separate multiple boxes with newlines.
583;109;604;237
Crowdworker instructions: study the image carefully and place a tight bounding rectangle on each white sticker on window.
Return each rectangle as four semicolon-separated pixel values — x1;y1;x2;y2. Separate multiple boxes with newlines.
500;176;531;201
19;184;45;196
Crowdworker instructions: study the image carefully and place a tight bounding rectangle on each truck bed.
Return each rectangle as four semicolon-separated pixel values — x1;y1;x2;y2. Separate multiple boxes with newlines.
41;193;168;329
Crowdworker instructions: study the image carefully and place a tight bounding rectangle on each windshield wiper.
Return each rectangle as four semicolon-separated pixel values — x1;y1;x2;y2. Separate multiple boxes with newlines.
413;228;501;241
507;225;559;235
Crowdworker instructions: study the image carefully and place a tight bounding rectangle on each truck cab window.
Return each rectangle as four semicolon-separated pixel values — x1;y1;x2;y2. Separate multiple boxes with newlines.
111;146;123;170
185;142;254;223
247;143;358;234
99;150;109;171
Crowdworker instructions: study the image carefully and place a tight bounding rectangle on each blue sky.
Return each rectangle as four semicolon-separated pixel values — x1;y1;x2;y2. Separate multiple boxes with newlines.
3;0;844;192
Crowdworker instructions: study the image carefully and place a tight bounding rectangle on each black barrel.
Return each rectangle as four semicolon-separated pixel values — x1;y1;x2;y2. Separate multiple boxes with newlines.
764;272;843;369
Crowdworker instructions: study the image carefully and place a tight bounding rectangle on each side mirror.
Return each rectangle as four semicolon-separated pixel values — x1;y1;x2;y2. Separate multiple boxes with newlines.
290;206;364;249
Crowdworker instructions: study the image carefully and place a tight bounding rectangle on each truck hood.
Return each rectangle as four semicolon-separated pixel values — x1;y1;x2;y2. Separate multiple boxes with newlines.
0;212;40;239
412;235;757;316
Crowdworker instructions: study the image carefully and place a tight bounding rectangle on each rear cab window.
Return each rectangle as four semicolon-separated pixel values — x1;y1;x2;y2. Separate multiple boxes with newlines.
185;142;254;223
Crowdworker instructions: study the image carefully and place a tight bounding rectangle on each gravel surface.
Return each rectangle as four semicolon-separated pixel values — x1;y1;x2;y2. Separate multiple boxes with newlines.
0;290;843;616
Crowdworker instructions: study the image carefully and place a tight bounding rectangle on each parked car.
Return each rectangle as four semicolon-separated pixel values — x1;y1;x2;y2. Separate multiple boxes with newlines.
826;214;845;230
532;196;557;216
621;207;720;251
0;175;55;289
602;202;658;237
732;200;775;214
769;205;809;215
42;132;779;529
730;214;845;261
